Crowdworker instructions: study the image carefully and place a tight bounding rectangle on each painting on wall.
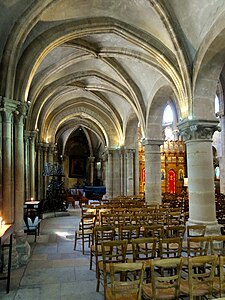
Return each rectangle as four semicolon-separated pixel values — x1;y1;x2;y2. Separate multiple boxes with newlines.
69;156;86;178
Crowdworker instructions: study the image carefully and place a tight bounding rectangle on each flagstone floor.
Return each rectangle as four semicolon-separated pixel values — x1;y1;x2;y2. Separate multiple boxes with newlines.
0;207;104;300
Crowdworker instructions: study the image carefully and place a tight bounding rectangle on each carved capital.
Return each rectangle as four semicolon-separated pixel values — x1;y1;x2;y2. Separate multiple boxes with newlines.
141;138;164;147
178;119;220;141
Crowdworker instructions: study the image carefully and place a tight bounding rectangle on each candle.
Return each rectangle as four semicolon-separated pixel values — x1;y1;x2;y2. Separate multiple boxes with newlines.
0;217;2;228
31;197;34;201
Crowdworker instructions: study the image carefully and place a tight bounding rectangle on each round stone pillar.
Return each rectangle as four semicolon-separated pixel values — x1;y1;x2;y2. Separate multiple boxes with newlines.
119;148;125;196
126;149;135;196
219;115;225;194
142;139;163;205
29;131;37;199
106;150;113;199
178;119;220;234
24;132;30;200
14;103;27;235
88;156;95;185
2;98;18;223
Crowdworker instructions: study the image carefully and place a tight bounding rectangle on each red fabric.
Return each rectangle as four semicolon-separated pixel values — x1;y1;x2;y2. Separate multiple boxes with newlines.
168;169;176;194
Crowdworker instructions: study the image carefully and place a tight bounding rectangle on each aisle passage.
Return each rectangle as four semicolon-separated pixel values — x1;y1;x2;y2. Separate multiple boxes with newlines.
0;209;104;300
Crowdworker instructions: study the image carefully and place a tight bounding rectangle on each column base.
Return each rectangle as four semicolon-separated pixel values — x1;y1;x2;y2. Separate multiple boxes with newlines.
15;233;31;266
187;219;222;236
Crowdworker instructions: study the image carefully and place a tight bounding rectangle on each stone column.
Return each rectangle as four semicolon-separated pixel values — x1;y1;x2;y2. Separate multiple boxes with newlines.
143;139;163;205
102;152;107;187
178;119;220;234
36;143;43;200
48;144;55;165
106;150;113;199
2;98;18;223
219;114;225;194
29;131;37;199
126;149;135;196
14;103;27;235
24;132;30;200
0;105;2;213
120;148;125;196
88;156;95;185
42;143;48;198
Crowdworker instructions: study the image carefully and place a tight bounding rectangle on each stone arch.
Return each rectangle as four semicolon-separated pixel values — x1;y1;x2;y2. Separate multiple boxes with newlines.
42;105;120;148
0;0;55;98
193;12;225;119
124;113;139;148
146;85;180;139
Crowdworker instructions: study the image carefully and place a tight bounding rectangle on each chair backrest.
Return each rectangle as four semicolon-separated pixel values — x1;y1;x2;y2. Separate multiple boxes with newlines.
187;225;206;237
119;225;140;242
108;261;146;300
210;235;225;256
143;225;164;240
188;255;218;299
94;225;115;246
101;240;128;264
165;225;185;238
159;237;183;258
100;213;116;226
81;213;96;234
166;211;182;225
187;236;210;257
219;255;225;296
132;237;157;261
149;257;183;300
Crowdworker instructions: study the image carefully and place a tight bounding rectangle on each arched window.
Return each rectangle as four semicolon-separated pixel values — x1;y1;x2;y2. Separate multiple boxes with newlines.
162;104;174;140
215;95;220;115
163;104;173;125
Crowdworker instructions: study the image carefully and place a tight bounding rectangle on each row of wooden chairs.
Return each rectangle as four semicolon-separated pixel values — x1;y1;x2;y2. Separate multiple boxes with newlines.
97;238;224;300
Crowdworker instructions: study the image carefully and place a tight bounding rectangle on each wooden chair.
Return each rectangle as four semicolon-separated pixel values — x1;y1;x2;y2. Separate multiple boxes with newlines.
101;213;116;227
74;213;96;254
106;261;146;300
143;224;164;239
213;255;225;298
159;237;183;259
132;237;157;262
96;239;128;298
118;225;140;255
132;237;157;280
142;257;183;299
182;225;207;256
90;225;116;271
164;225;185;239
180;255;218;300
166;211;181;225
143;225;164;257
186;236;210;257
187;224;206;237
210;235;225;256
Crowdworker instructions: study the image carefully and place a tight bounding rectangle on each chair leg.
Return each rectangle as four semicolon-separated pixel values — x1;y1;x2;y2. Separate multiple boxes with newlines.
90;250;93;270
82;235;85;254
74;232;77;250
96;268;100;292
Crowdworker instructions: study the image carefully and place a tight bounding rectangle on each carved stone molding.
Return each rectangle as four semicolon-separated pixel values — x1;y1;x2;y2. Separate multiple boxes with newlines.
178;119;220;141
141;138;164;146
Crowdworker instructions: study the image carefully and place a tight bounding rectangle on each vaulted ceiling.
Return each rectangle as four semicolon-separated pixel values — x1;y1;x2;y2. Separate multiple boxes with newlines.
0;0;225;155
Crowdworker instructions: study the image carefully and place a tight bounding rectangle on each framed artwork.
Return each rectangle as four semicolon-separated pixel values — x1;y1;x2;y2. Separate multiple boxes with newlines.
69;156;86;178
178;169;184;181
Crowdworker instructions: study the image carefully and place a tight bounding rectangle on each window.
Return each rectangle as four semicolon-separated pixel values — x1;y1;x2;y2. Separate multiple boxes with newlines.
163;104;173;125
163;104;174;141
215;95;219;115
